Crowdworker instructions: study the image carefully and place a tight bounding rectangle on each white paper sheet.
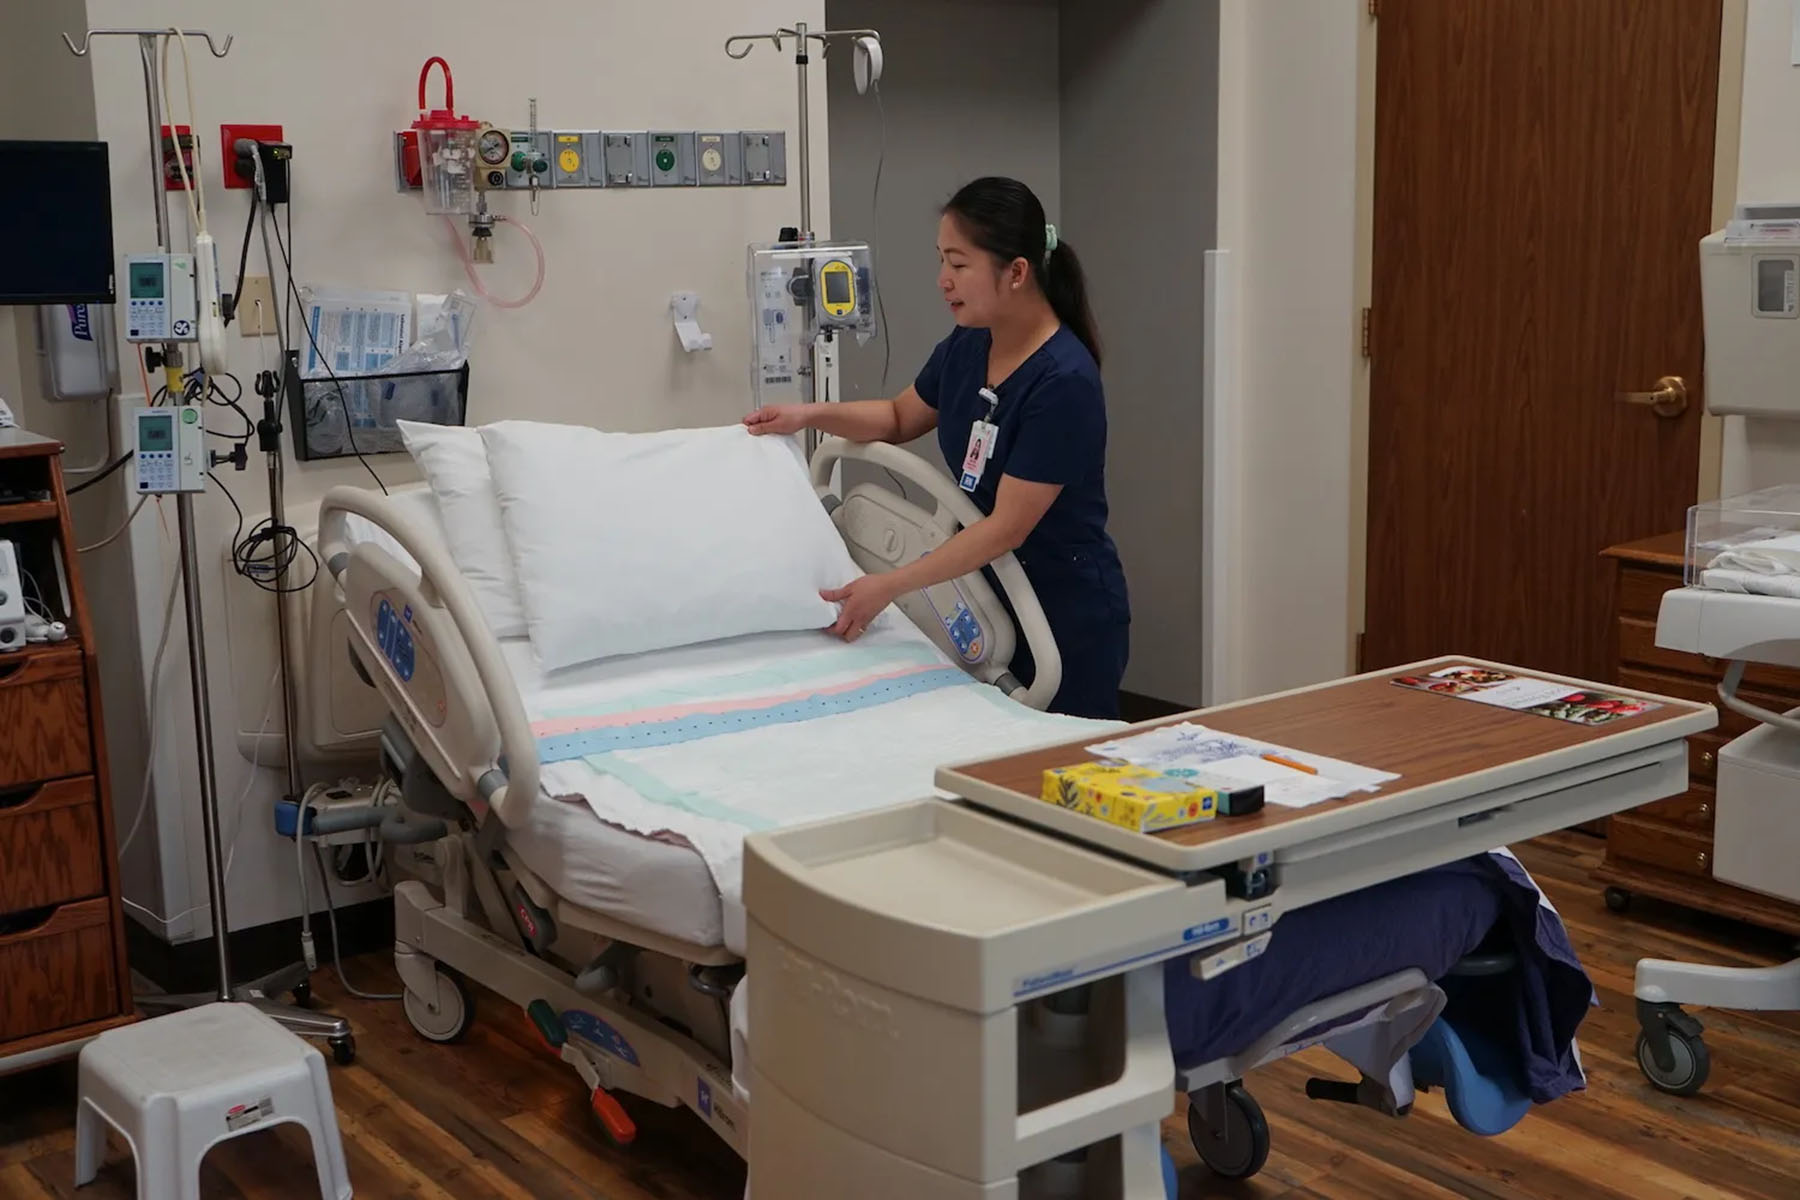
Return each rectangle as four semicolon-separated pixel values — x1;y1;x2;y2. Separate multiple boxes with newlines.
1086;723;1399;808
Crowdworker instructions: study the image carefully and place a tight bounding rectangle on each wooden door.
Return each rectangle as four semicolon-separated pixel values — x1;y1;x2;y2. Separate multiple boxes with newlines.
1363;0;1722;680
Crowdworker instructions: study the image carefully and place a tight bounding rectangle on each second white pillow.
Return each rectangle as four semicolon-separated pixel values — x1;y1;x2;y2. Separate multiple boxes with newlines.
396;420;528;638
479;421;857;669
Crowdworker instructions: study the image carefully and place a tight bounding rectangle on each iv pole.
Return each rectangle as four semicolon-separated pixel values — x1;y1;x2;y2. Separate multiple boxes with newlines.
62;27;354;1062
725;22;881;455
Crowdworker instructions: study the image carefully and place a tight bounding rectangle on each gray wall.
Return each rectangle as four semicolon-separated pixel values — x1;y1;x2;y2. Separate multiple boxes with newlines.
1061;0;1217;705
826;0;1216;707
825;0;1063;412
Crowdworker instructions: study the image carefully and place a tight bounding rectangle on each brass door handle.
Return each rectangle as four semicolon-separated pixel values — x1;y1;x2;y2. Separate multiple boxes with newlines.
1620;375;1688;418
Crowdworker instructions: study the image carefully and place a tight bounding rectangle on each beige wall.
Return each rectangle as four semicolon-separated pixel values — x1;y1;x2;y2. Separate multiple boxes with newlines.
1215;0;1362;697
66;0;828;938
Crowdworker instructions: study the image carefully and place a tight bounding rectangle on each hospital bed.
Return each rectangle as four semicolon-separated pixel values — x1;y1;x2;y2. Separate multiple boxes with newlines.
309;429;1713;1190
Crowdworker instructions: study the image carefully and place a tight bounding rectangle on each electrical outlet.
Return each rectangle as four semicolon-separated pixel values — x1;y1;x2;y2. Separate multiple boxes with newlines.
236;275;277;336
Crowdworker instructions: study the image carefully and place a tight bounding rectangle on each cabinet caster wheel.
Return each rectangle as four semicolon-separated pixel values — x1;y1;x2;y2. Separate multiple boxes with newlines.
1188;1081;1270;1181
330;1035;357;1068
1636;1024;1709;1096
1604;887;1632;913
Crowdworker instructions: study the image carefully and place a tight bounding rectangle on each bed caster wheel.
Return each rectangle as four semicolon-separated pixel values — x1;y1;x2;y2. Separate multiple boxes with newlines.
330;1034;357;1068
290;981;313;1008
1636;1016;1710;1097
1604;887;1633;913
1187;1081;1270;1181
404;967;474;1044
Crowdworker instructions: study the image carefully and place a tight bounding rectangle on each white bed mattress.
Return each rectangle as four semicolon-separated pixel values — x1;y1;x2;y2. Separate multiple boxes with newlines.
499;639;730;948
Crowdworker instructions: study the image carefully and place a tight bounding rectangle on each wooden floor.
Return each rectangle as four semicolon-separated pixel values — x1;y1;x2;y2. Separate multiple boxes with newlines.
6;833;1800;1199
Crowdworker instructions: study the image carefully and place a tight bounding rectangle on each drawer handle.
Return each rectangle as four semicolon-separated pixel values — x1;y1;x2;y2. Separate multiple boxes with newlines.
1700;751;1715;769
0;659;24;685
0;783;43;811
0;905;57;939
1698;802;1711;817
1697;851;1709;869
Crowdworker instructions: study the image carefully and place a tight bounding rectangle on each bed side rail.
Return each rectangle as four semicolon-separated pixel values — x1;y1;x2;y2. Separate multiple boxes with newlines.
811;436;1062;711
317;485;539;829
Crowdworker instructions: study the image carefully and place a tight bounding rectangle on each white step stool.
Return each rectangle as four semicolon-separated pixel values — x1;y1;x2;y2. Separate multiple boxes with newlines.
75;1002;352;1199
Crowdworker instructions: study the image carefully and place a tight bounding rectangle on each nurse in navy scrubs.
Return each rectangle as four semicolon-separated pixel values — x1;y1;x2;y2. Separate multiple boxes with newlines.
745;176;1131;719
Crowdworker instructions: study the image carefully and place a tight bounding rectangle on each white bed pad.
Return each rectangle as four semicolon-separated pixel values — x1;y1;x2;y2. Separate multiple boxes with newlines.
510;620;1116;955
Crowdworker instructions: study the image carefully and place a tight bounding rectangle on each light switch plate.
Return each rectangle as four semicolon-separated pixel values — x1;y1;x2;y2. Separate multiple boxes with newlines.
236;275;277;336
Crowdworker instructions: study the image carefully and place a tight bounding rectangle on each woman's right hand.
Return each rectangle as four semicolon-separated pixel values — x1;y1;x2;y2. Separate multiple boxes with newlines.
743;405;811;436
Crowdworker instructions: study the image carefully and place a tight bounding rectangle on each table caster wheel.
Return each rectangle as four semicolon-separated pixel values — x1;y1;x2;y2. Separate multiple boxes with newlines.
1188;1081;1269;1181
1604;887;1632;913
331;1034;357;1068
291;981;312;1008
1637;1024;1709;1096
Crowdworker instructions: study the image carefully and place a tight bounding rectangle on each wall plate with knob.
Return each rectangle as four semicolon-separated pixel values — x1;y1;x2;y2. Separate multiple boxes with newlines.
649;132;697;186
695;132;741;186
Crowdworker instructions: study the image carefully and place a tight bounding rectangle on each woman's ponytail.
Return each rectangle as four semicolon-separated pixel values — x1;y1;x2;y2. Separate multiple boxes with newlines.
1041;239;1102;368
943;176;1104;367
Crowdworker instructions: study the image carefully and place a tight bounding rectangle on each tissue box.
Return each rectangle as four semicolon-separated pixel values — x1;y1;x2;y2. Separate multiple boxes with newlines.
1040;762;1222;833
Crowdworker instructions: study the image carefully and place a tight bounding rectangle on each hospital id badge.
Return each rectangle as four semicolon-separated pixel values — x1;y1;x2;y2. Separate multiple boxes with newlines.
959;420;997;492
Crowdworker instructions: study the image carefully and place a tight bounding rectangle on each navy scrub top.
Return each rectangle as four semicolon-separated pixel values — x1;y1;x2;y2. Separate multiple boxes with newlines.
914;325;1131;718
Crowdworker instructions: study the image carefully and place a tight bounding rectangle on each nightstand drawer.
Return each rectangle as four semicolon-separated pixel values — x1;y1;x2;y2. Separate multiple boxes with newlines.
0;647;89;790
0;898;118;1044
1632;785;1715;832
0;778;104;915
1608;814;1714;879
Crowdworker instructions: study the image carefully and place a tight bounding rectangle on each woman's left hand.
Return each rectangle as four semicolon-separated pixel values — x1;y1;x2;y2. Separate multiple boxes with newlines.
821;575;899;642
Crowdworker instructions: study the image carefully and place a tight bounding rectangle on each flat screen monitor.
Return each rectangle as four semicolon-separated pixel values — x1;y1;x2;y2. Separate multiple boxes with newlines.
0;140;115;305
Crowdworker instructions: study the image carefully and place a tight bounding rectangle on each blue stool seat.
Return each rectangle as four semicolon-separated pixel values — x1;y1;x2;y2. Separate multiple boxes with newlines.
1407;1015;1531;1136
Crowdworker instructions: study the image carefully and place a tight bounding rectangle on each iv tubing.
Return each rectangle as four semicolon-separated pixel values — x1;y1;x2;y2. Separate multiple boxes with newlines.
444;215;546;308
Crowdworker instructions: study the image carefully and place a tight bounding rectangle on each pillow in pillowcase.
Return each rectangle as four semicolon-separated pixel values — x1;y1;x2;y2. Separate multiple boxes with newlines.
477;421;856;669
395;420;528;638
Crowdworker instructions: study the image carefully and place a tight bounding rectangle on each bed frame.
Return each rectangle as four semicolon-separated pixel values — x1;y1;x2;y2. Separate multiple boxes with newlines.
310;436;1066;1153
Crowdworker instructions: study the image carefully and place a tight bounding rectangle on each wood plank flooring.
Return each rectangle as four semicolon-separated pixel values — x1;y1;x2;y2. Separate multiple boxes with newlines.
5;833;1799;1198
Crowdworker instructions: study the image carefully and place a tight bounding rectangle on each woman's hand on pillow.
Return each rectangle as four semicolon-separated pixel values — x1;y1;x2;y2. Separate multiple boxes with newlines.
821;574;899;642
744;405;810;436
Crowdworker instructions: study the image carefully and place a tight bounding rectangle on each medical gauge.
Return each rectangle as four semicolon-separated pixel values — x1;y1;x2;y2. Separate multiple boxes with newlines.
134;404;207;494
475;125;511;190
747;239;879;412
122;252;199;343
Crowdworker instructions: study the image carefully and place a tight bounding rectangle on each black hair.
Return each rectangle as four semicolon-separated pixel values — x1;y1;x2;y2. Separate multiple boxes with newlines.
942;176;1102;367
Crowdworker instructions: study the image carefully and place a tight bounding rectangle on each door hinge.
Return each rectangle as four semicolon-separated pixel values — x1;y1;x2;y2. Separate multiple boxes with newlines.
1367;0;1379;17
1361;307;1373;359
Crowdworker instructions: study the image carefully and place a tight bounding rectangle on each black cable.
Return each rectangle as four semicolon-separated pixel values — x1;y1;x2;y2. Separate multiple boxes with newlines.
209;469;318;595
229;191;258;324
68;452;133;495
270;206;387;495
872;79;892;395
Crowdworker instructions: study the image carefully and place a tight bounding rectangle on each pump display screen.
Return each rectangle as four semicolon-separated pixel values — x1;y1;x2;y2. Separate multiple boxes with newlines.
823;268;852;306
129;260;165;300
139;414;173;451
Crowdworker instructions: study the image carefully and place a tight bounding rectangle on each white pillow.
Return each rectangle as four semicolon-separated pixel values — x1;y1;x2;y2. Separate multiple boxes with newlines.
395;421;528;638
478;421;856;668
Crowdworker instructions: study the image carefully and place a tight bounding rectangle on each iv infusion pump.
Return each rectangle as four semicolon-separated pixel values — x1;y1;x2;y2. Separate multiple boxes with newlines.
747;238;877;410
122;252;199;343
134;405;207;494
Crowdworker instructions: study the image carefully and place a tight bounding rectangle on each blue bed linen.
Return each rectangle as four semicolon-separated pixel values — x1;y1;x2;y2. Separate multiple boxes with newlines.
1163;853;1595;1104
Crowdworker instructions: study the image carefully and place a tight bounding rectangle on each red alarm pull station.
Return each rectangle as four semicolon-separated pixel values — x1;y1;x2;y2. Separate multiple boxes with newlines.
220;123;284;189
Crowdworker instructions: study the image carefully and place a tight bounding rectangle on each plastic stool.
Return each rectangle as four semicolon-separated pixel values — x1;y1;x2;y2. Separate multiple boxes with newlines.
74;1002;352;1199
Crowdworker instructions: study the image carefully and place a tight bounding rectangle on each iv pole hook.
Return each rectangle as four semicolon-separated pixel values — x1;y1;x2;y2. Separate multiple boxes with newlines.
62;27;234;56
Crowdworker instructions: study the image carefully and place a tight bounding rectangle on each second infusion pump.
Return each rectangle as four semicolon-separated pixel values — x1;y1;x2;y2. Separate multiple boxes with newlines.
748;239;877;409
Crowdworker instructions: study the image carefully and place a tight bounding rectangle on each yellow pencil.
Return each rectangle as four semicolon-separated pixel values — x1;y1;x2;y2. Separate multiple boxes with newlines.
1261;753;1317;776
